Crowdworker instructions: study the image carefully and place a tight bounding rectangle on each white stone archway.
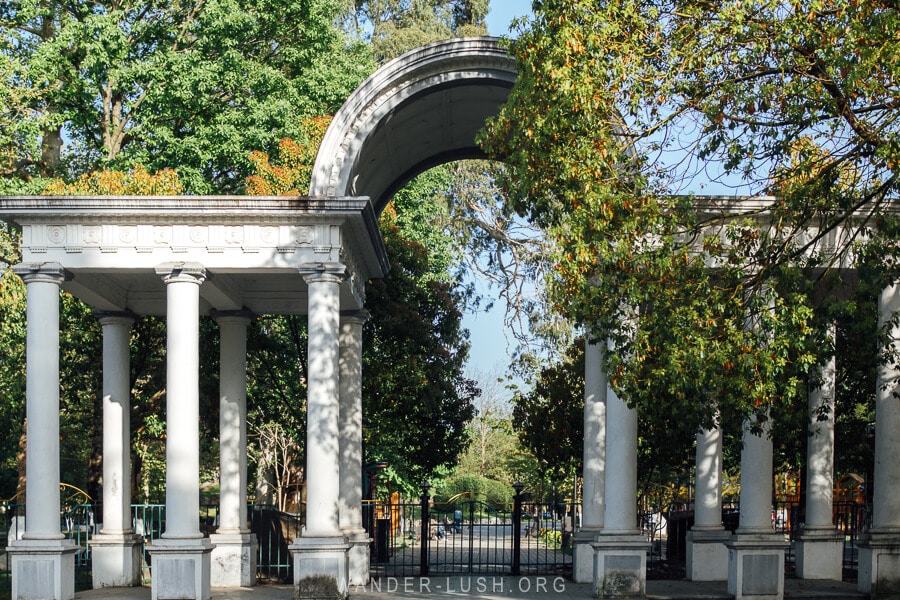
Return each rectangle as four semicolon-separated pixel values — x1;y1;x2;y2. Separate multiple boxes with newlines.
3;34;900;600
309;36;516;211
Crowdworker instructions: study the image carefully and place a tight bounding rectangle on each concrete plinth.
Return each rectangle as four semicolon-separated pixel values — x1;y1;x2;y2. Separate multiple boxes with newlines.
573;528;601;583
7;538;78;600
290;537;350;599
592;534;648;598
209;533;257;587
345;532;370;587
686;528;731;581
90;533;143;588
795;527;843;581
858;531;900;598
726;534;788;600
148;537;214;600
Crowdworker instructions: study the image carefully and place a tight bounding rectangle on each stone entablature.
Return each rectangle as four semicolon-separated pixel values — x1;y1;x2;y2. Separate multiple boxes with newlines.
0;195;389;316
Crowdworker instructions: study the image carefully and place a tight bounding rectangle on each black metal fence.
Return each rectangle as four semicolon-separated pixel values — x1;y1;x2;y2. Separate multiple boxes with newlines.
366;490;574;578
0;495;873;594
662;499;871;579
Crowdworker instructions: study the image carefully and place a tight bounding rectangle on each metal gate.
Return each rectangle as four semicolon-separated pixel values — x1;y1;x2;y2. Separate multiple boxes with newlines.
366;491;574;577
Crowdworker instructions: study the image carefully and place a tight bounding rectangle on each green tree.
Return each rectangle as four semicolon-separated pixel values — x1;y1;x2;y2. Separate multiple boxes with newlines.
363;208;478;490
349;0;488;64
0;0;372;192
481;0;900;443
244;132;478;493
455;374;518;482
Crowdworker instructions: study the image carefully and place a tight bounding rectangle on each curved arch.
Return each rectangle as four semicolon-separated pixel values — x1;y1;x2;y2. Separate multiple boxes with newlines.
309;37;517;213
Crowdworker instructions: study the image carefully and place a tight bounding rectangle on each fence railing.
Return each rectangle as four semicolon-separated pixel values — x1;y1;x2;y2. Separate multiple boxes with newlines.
0;495;873;592
0;500;304;593
365;491;575;577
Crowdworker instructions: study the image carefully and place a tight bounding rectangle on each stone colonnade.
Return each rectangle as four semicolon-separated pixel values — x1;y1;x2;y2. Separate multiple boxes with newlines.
575;285;900;598
1;195;387;600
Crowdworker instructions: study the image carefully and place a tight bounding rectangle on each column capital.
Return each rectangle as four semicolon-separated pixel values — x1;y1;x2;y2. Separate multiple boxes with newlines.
155;262;207;285
11;262;71;285
210;309;255;325
340;310;370;325
300;263;346;285
93;310;138;327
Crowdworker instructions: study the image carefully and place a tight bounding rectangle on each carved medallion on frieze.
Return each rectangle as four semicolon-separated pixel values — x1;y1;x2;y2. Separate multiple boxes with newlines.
190;226;208;244
83;226;101;245
154;226;172;245
225;226;243;245
294;226;315;246
47;226;66;245
260;226;277;244
119;226;137;244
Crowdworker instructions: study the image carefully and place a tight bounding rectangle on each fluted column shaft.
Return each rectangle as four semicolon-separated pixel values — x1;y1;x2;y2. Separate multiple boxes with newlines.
156;264;206;539
583;339;606;529
13;263;67;540
304;271;343;537
694;424;724;530
603;375;638;534
806;324;836;530
97;313;136;534
215;312;253;534
339;312;367;534
873;283;900;532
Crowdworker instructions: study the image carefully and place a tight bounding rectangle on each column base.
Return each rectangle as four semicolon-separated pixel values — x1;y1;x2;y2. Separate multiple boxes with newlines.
7;538;78;600
290;536;350;599
209;532;257;587
795;526;843;581
726;533;788;600
343;529;371;587
573;528;601;583
686;528;731;581
591;532;648;598
148;537;214;600
90;532;143;588
858;529;900;598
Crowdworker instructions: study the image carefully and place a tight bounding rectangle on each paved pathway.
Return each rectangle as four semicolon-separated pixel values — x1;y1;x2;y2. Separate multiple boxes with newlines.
74;576;866;599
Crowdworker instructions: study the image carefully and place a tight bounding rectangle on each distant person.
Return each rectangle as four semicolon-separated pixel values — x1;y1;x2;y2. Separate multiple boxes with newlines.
453;509;463;533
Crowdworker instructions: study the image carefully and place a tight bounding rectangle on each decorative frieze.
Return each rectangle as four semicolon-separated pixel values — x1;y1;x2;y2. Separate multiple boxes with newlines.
19;222;339;267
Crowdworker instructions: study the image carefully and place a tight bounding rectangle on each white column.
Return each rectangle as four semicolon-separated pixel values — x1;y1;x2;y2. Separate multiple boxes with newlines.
339;311;370;586
149;263;212;600
215;312;252;534
583;339;607;530
737;417;774;533
796;323;842;580
726;414;787;599
859;282;900;595
686;421;731;581
8;263;78;600
872;284;900;532
159;265;205;539
603;384;639;534
17;264;67;541
694;425;724;531
574;338;606;582
98;313;137;534
304;271;343;537
290;267;350;599
210;311;256;587
91;312;143;588
593;339;647;598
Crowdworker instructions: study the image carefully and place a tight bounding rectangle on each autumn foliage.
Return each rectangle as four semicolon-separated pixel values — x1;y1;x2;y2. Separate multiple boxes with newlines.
42;165;183;195
245;116;331;196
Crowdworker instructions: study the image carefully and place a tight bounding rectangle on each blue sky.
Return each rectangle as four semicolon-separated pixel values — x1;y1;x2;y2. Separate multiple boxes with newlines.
460;2;534;390
485;1;533;36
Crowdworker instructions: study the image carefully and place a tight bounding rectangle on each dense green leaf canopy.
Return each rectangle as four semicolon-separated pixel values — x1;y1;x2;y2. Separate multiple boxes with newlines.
482;0;900;435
